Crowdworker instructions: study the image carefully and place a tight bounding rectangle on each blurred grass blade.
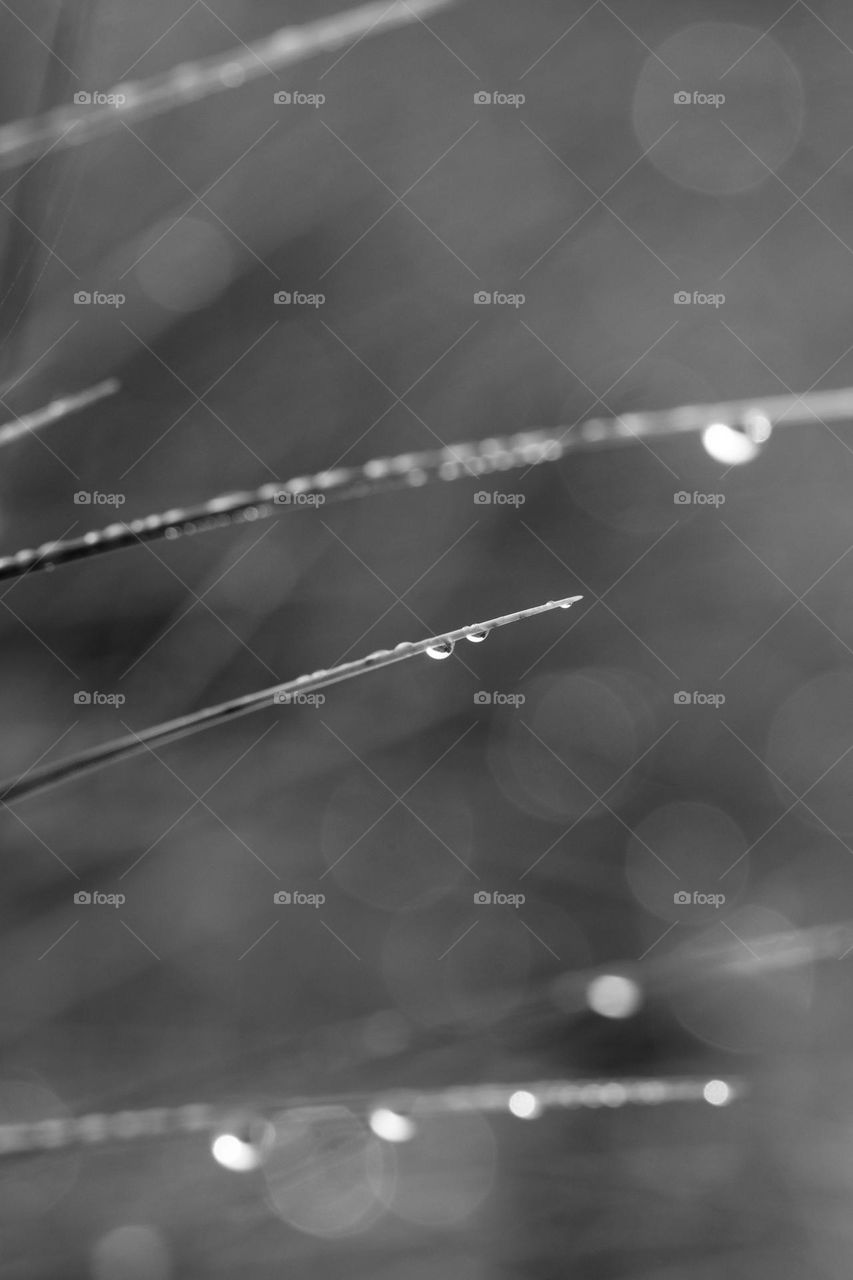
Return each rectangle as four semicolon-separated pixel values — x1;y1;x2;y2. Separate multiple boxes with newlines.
0;377;119;449
2;385;849;582
0;0;463;172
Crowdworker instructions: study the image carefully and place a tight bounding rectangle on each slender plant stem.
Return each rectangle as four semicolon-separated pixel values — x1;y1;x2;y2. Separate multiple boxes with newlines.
0;377;119;449
0;1073;744;1159
0;595;582;804
1;383;839;583
0;0;464;172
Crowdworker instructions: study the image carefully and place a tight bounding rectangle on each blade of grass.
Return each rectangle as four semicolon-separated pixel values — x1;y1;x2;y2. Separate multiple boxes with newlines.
0;0;464;172
0;383;837;582
0;377;119;449
0;594;582;804
0;1073;744;1158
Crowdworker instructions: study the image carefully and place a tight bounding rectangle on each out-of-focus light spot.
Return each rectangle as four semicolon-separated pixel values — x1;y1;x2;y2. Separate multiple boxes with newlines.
586;974;643;1019
701;420;762;466
766;671;853;834
381;1110;496;1226
369;1108;417;1143
508;1090;541;1119
264;1109;391;1237
703;1079;732;1106
625;801;749;924
134;217;234;313
633;23;802;195
670;907;813;1052
490;668;656;825
91;1225;171;1280
211;1133;262;1172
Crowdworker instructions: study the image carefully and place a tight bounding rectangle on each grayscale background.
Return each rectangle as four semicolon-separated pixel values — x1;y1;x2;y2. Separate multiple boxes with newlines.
1;1;853;1276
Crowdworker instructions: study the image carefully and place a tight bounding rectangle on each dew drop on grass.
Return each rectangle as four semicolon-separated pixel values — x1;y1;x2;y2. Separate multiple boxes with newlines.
426;639;454;660
466;629;489;643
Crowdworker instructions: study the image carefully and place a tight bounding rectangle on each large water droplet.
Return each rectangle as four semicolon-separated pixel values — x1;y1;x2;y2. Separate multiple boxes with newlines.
426;639;454;660
466;629;489;643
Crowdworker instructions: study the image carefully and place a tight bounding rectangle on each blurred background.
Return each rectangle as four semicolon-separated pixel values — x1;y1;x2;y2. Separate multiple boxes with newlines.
2;0;853;1275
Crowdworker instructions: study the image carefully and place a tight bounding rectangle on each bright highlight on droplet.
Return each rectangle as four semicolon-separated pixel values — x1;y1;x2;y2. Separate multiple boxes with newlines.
426;639;454;660
586;974;643;1020
368;1107;417;1142
508;1090;542;1119
703;1079;732;1106
211;1132;263;1172
701;421;762;466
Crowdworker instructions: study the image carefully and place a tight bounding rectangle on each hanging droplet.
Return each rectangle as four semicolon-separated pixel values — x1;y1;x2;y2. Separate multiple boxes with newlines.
426;639;454;660
466;629;489;643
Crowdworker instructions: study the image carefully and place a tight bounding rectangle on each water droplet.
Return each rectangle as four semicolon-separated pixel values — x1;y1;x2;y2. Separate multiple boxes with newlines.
426;639;454;660
466;629;489;643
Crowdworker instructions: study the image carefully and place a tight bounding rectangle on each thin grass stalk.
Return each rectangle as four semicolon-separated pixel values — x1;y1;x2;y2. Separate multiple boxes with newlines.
0;594;582;804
